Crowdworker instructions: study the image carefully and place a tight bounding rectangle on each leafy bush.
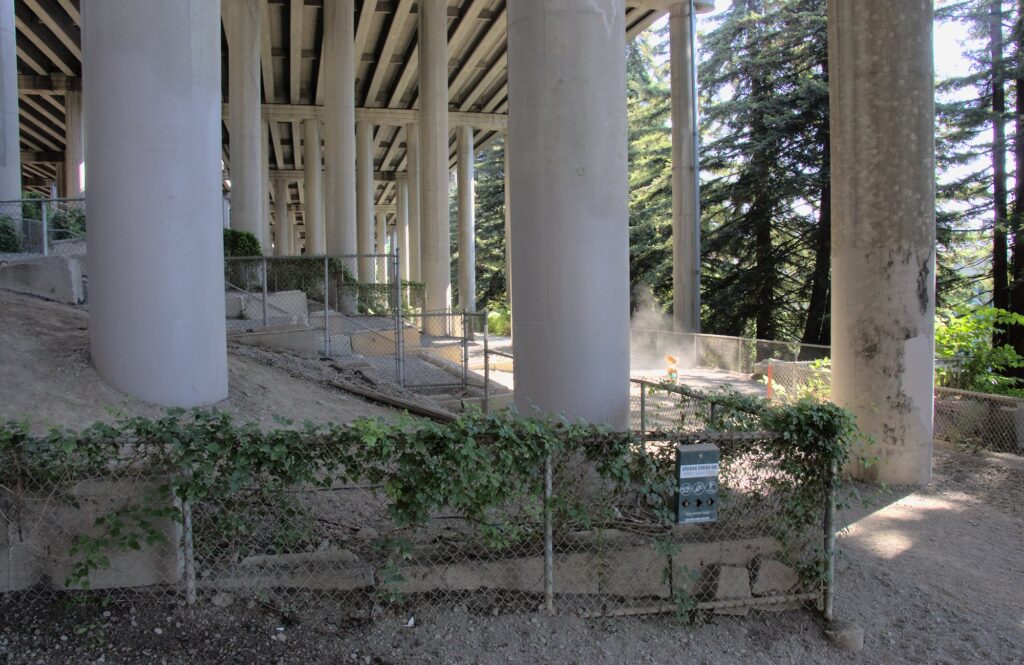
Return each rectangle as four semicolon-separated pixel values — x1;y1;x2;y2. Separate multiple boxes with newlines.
934;306;1024;393
223;228;262;257
50;207;86;236
0;215;21;252
487;300;512;336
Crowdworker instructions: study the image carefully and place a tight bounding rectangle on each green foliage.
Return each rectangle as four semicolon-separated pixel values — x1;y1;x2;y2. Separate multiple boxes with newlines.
50;207;86;237
0;397;855;600
486;300;512;336
0;214;21;252
223;228;263;257
935;306;1024;392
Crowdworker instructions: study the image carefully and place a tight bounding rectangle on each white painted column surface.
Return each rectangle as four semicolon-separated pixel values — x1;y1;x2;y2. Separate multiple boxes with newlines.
829;0;935;486
457;125;476;313
375;211;388;282
419;0;452;329
274;178;290;256
324;0;357;257
0;0;20;200
64;91;85;197
397;178;410;282
507;0;631;428
356;120;375;281
406;123;422;282
303;118;326;254
83;0;228;406
225;0;264;242
670;1;701;333
262;121;272;254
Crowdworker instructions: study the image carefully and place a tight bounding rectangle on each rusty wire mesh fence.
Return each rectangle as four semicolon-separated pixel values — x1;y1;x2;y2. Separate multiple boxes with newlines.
1;393;833;622
933;387;1024;454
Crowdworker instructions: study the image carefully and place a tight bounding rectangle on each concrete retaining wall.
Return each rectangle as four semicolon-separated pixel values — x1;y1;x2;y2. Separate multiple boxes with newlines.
0;256;84;304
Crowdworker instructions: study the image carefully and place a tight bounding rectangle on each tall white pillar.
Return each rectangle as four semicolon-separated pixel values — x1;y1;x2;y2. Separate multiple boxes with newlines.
670;1;701;333
356;120;375;281
262;121;273;254
419;0;451;324
508;0;631;428
83;0;227;406
397;178;410;282
303;118;326;254
274;177;290;256
375;211;388;282
226;0;264;243
324;0;357;256
406;123;422;282
64;91;85;197
456;125;476;313
829;0;935;486
0;0;20;200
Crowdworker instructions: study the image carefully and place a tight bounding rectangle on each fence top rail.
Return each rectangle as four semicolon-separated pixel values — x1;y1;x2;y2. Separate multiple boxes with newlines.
224;253;393;261
630;328;832;352
630;376;762;414
935;385;1024;405
0;197;85;204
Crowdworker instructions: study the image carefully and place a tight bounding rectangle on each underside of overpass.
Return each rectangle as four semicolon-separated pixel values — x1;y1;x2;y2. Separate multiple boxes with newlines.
2;0;937;486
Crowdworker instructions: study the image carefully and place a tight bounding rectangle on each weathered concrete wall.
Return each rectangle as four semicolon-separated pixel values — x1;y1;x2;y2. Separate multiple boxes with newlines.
0;256;84;304
1;479;181;592
828;0;935;485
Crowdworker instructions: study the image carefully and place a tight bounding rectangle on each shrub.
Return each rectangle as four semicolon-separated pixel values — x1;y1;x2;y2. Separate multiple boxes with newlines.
223;228;262;257
934;306;1024;393
0;215;21;252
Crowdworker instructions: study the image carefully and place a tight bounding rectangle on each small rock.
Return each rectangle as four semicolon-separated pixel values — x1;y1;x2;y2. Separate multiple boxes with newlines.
356;527;379;540
491;608;499;617
153;628;163;636
404;616;415;628
273;633;287;644
212;593;235;608
825;620;865;653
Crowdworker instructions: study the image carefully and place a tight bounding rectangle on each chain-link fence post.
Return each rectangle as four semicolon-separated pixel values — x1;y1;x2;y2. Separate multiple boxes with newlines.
462;312;469;391
544;451;555;615
41;200;49;257
182;495;197;605
823;459;836;621
323;256;331;357
483;316;490;413
261;256;269;327
394;248;405;386
639;380;647;443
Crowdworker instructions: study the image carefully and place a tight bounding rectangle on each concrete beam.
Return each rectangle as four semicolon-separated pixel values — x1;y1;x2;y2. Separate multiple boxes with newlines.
17;74;81;95
21;150;63;163
220;102;508;130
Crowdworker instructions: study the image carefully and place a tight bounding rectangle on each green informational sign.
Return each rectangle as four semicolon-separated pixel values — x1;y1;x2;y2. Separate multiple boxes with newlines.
675;443;720;525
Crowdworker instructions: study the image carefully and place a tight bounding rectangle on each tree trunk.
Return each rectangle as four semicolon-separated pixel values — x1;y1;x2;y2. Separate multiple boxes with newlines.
1007;0;1024;367
801;47;831;352
991;0;1010;334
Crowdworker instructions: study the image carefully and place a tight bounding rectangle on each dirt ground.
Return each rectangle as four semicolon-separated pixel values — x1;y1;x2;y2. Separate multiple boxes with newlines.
1;290;1022;663
0;290;408;431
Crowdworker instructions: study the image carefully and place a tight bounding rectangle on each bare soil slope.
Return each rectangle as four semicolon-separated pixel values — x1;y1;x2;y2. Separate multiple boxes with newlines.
0;290;399;430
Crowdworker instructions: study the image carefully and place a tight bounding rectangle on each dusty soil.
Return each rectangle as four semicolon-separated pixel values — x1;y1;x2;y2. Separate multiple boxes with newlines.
0;290;408;431
0;445;1020;664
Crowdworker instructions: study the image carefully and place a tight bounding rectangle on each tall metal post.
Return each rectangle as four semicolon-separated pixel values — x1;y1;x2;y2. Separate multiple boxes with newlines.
261;256;269;326
462;311;469;391
323;255;331;356
483;316;490;413
394;247;406;386
823;460;837;621
41;200;49;256
544;452;555;615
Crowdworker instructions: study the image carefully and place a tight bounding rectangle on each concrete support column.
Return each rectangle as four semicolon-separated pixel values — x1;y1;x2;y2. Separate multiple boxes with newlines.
507;0;630;428
397;178;410;282
829;0;935;485
375;211;388;282
670;1;701;333
419;0;451;325
83;0;227;406
356;120;375;281
274;177;290;256
406;123;422;282
226;0;264;242
0;0;20;200
64;91;85;197
262;121;272;254
456;125;476;313
324;0;357;256
303;118;326;254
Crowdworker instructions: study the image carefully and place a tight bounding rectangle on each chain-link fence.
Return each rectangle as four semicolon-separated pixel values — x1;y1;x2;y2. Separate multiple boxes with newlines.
934;386;1024;454
0;198;87;259
1;403;834;622
631;328;830;377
